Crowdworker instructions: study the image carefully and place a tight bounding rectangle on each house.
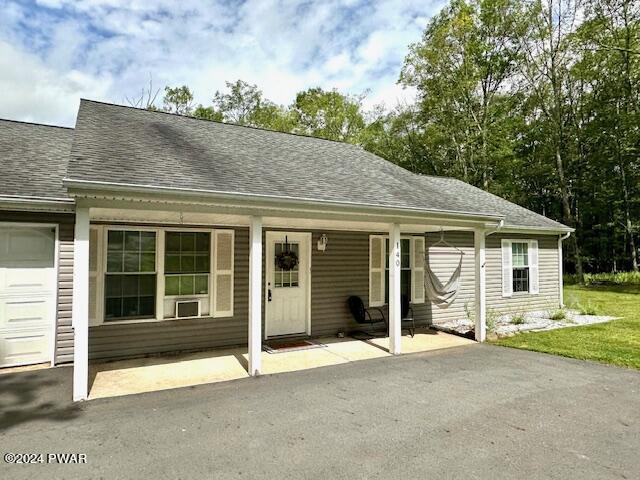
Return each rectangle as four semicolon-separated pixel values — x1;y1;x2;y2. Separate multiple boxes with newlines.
0;100;573;400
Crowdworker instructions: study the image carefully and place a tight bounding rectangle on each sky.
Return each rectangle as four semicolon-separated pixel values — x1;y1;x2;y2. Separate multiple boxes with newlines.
0;0;442;127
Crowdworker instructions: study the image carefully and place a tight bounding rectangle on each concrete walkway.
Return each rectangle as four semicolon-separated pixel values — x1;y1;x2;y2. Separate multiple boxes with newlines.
88;330;474;399
2;344;639;479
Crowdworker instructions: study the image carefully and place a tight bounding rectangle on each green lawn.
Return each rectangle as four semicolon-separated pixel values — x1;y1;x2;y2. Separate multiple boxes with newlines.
492;284;640;370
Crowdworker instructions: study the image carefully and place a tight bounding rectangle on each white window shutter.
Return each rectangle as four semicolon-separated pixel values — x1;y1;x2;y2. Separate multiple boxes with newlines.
501;239;513;297
411;237;425;304
369;236;385;307
213;230;234;317
529;240;539;294
88;226;103;326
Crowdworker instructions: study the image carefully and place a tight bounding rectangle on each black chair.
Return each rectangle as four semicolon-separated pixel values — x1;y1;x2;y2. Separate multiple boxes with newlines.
347;296;387;330
401;294;416;338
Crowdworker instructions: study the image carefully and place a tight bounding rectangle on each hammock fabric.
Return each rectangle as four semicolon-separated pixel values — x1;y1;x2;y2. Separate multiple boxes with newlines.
424;252;463;308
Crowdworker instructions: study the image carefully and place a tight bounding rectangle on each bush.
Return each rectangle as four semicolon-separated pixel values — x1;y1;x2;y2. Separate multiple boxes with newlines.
577;302;598;316
564;271;640;286
549;309;566;321
510;314;525;325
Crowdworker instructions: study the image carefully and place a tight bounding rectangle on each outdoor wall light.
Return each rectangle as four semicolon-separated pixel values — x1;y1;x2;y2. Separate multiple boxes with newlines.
317;234;328;252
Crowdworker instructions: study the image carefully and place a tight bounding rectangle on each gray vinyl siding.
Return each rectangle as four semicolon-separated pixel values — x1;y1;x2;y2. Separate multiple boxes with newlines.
485;233;560;314
0;210;75;365
88;227;249;361
310;231;371;336
424;231;476;326
55;221;75;363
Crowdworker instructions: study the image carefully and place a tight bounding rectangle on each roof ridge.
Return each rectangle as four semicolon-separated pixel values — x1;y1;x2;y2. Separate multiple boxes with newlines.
80;98;362;147
0;117;73;130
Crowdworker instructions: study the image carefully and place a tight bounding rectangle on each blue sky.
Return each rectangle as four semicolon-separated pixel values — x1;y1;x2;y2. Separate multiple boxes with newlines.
0;0;442;127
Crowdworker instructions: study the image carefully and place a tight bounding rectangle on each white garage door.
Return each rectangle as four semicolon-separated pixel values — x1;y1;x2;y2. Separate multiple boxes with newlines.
0;225;56;368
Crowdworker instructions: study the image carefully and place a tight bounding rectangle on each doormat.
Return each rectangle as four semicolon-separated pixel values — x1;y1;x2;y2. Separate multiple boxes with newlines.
263;339;326;354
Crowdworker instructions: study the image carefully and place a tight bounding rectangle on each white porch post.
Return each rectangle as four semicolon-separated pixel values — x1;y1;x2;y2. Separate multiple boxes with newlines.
248;216;263;376
72;207;90;401
474;228;487;342
388;223;401;354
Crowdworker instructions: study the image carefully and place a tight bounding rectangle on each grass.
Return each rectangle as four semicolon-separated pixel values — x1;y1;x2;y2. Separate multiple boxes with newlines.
492;284;640;370
549;308;567;321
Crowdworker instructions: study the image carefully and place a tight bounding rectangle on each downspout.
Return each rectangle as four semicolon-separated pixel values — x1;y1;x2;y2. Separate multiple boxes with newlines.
558;232;571;307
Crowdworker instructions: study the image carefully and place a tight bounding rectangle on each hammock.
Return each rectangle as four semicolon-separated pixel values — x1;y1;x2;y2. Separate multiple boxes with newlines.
423;232;464;308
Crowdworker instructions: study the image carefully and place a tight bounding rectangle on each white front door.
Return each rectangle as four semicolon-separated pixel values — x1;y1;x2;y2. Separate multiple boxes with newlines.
265;232;310;338
0;225;56;368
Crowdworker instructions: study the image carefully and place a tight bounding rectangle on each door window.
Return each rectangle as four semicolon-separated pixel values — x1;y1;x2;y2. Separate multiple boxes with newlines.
274;242;299;288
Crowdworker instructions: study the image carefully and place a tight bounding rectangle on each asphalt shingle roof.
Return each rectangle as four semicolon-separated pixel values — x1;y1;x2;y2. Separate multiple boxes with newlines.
63;99;566;230
0;119;73;200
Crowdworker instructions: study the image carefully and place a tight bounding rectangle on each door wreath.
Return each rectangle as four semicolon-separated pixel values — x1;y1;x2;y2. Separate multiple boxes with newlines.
276;237;299;271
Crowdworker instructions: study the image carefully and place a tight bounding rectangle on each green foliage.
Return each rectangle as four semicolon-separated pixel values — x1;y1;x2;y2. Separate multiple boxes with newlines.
193;105;223;122
494;285;640;370
549;309;567;321
510;313;526;325
292;87;367;142
576;302;599;316
162;85;194;115
565;272;640;286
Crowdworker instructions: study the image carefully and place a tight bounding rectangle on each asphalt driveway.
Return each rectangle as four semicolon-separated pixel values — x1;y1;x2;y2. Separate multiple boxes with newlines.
2;344;639;479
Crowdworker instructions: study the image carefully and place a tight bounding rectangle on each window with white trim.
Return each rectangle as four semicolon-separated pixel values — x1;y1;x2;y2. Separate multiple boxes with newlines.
164;231;210;296
501;239;539;297
90;226;235;324
369;235;425;307
104;230;157;321
511;242;529;293
384;238;411;303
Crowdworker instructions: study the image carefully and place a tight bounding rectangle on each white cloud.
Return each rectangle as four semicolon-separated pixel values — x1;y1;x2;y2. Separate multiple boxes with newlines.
0;41;111;126
0;0;443;126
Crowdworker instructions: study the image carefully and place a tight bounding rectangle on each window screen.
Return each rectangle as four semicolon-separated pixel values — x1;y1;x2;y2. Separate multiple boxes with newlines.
164;231;210;296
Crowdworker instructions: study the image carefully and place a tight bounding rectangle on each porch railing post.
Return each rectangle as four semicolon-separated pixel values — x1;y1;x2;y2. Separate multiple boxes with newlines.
474;228;487;342
388;223;401;354
248;216;263;375
72;207;90;401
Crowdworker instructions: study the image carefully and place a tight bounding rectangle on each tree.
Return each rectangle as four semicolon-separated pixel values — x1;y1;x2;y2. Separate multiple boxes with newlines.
400;0;524;189
516;0;585;278
291;88;367;142
210;80;293;131
124;75;160;111
162;85;194;115
193;105;223;121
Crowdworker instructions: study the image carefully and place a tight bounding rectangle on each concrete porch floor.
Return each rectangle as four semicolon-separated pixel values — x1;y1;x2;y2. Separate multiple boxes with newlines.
88;329;474;399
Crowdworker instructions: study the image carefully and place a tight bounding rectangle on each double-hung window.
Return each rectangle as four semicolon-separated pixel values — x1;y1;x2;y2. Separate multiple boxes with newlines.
501;239;539;297
384;238;411;303
104;230;156;321
164;231;210;296
369;235;425;307
511;242;529;293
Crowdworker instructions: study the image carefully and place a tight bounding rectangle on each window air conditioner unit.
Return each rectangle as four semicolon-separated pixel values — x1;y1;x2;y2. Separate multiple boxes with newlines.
175;299;201;318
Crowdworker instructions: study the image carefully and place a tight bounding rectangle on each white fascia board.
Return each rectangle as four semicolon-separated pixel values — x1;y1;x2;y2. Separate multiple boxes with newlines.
494;225;575;235
64;178;505;225
0;195;75;213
